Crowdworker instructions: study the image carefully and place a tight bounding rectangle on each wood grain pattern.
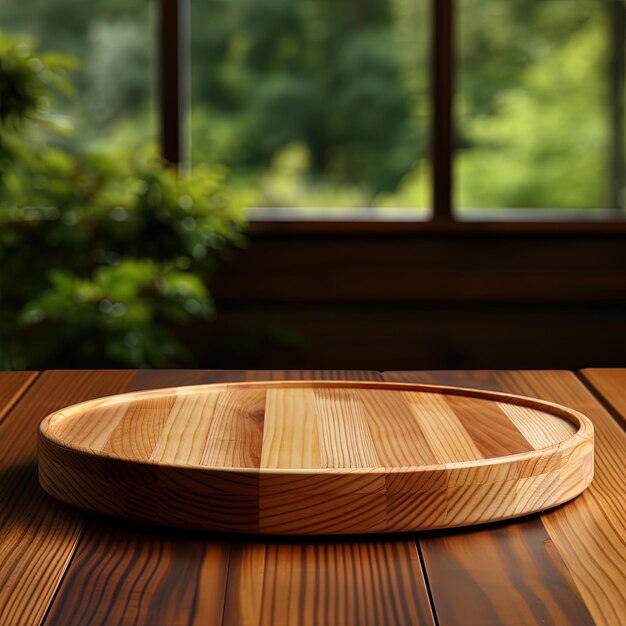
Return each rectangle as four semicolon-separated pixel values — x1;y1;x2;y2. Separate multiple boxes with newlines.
43;522;230;626
222;541;434;626
444;393;534;457
312;387;379;468
0;370;135;626
44;370;435;626
506;371;626;626
151;391;220;465
261;387;321;468
39;380;593;534
385;370;626;626
498;402;577;448
401;391;484;463
580;367;626;429
417;517;595;626
202;388;266;468
0;371;37;423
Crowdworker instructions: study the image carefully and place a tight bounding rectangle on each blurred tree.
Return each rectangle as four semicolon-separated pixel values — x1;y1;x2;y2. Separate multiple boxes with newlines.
0;32;247;369
0;0;154;147
191;0;422;197
370;0;615;211
457;8;607;208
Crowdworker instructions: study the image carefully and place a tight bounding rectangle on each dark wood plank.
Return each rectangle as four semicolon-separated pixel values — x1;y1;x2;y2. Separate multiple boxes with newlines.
46;370;435;626
579;368;626;429
191;304;626;370
0;370;134;626
0;371;37;423
212;233;626;304
418;517;593;626
127;369;248;390
222;540;433;626
44;522;229;626
384;370;597;626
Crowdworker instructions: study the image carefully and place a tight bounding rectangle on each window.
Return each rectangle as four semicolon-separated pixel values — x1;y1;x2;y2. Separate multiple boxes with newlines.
3;0;624;221
187;0;625;221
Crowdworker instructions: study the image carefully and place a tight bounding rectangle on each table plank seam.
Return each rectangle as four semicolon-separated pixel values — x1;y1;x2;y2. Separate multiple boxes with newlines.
217;544;233;626
0;371;40;426
381;369;441;626
576;370;626;434
39;522;87;626
414;539;440;626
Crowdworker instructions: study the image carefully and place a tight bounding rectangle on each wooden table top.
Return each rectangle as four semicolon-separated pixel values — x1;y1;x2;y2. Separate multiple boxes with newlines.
1;368;625;626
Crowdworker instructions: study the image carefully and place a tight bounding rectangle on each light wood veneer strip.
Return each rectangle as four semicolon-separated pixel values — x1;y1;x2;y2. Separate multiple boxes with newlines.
497;403;576;449
151;391;220;464
313;387;380;468
201;388;266;468
104;394;177;459
358;388;438;466
261;387;321;469
402;391;484;463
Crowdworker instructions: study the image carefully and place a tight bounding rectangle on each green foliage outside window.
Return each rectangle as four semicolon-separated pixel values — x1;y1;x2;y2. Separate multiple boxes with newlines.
190;0;430;209
0;33;248;369
0;0;616;213
188;0;615;211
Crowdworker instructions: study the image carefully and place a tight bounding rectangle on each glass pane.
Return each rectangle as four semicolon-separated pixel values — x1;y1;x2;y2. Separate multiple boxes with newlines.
191;0;431;218
456;0;625;218
0;0;156;150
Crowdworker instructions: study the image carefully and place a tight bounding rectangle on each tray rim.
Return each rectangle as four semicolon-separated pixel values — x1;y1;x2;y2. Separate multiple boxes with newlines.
39;380;594;476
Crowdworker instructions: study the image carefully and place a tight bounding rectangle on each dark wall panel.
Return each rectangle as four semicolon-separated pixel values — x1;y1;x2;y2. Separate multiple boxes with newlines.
199;226;626;369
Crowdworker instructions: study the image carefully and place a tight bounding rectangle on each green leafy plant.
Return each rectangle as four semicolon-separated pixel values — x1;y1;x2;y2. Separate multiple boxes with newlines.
0;32;248;369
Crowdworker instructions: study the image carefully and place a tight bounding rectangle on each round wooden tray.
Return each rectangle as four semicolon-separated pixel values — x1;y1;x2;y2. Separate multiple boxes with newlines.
38;380;594;534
